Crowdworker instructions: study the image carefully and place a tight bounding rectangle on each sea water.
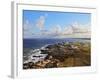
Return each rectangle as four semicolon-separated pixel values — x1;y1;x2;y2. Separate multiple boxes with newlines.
23;38;90;63
23;38;90;49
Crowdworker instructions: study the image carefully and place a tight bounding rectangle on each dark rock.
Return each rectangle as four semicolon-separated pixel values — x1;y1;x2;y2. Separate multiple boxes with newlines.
45;62;57;68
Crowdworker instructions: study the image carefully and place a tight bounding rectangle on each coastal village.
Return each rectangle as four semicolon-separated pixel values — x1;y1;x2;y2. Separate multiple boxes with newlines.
23;41;90;69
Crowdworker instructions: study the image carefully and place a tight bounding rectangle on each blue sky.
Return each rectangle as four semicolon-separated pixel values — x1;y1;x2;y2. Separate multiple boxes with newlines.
23;10;91;38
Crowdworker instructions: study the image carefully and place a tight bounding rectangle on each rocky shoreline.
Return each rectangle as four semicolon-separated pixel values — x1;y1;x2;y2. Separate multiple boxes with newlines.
23;41;91;69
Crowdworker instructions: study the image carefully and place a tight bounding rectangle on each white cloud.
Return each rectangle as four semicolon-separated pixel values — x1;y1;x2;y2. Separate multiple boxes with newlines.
62;26;73;35
51;24;61;34
23;20;29;31
23;20;36;38
24;19;91;38
36;16;45;30
38;22;91;38
24;15;46;38
60;22;91;38
70;22;91;34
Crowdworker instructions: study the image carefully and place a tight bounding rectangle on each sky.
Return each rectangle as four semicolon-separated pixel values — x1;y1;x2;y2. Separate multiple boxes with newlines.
23;10;91;39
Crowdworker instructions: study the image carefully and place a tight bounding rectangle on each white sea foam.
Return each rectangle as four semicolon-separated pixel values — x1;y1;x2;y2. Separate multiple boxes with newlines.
24;48;48;64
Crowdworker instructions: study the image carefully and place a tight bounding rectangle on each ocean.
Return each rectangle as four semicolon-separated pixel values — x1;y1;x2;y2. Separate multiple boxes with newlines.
23;38;90;49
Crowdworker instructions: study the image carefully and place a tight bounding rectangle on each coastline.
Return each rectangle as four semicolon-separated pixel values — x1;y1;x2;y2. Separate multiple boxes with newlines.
23;38;90;49
23;40;91;69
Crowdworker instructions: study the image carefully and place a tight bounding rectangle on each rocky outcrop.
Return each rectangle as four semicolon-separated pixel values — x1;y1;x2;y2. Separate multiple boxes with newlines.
23;42;90;69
